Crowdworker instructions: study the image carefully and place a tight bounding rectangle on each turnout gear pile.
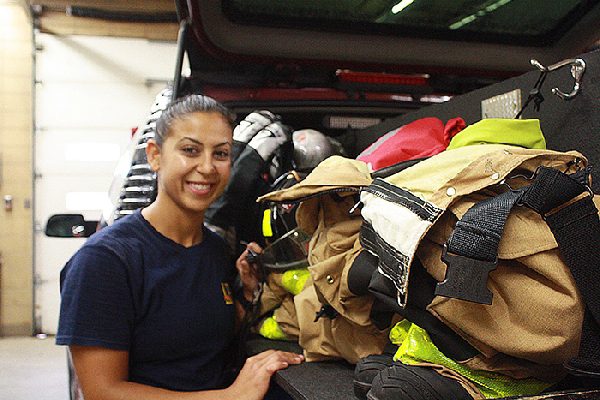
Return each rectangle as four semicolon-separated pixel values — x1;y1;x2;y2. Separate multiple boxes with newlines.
256;118;600;399
361;146;588;358
258;156;390;363
359;144;600;398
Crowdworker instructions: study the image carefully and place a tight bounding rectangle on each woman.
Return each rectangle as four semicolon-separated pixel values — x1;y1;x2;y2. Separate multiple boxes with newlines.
56;94;303;400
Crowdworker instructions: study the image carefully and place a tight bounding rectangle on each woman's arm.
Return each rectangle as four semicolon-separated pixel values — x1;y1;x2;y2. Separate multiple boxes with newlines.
71;346;219;400
234;242;263;322
71;345;303;400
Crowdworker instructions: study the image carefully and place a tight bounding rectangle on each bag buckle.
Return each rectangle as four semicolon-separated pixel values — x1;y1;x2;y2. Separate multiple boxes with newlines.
435;245;498;305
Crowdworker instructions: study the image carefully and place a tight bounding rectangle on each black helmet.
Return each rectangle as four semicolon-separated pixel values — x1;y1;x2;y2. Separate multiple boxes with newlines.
262;171;305;242
257;170;311;270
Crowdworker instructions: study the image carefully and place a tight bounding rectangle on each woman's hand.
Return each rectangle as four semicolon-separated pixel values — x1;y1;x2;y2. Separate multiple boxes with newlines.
71;345;301;400
236;242;263;300
226;350;304;400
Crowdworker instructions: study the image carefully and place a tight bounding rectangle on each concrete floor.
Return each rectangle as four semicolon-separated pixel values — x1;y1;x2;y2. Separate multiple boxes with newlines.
0;335;69;400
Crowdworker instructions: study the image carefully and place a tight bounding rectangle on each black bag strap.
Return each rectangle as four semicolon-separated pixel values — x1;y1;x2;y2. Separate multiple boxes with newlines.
437;166;595;304
545;194;600;377
522;168;600;377
436;188;524;304
436;165;600;376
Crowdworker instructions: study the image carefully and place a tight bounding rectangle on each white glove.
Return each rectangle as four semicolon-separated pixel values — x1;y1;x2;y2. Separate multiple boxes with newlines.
233;110;279;144
248;122;291;161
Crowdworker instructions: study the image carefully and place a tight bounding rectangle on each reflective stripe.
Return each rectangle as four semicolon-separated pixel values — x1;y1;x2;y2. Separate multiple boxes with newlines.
262;208;273;237
360;186;442;306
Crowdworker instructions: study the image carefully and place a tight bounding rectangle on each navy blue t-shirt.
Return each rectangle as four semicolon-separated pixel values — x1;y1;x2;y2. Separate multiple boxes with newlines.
56;210;237;391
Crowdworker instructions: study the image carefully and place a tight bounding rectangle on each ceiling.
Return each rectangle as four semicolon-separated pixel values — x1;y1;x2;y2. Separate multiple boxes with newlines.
28;0;600;77
184;1;600;77
29;0;179;41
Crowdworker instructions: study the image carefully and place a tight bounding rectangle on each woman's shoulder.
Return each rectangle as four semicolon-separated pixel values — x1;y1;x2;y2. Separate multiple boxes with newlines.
88;211;143;239
78;212;149;260
61;212;155;288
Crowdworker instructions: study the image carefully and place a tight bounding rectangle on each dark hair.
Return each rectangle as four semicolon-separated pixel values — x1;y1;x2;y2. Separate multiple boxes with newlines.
154;94;234;147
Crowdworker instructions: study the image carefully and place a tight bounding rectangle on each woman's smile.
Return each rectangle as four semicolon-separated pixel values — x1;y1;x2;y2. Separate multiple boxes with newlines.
187;181;213;195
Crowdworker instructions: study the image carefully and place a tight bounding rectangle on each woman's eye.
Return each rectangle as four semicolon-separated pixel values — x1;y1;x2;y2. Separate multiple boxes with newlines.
214;150;230;160
182;147;199;155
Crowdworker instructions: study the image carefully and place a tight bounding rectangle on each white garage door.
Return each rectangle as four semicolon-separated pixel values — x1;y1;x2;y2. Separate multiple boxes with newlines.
34;33;177;334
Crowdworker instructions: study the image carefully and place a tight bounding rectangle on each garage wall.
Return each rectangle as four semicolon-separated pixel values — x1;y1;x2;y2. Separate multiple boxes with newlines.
0;1;34;336
0;3;179;335
33;33;178;334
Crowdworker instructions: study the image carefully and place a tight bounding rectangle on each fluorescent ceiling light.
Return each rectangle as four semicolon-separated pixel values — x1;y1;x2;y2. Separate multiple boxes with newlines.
390;94;414;102
66;192;110;211
65;143;121;162
392;0;415;14
449;0;513;30
420;95;453;103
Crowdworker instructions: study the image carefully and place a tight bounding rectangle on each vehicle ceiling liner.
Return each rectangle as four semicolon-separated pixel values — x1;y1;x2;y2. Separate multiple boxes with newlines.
222;0;599;46
179;1;600;79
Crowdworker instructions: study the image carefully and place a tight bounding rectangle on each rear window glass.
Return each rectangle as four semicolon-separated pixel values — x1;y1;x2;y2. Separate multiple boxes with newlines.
223;0;597;46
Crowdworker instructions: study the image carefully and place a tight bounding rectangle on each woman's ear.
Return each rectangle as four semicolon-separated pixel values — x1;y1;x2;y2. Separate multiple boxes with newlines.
146;139;161;172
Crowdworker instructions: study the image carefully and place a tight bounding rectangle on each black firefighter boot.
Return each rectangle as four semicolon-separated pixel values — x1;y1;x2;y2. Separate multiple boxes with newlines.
367;363;473;400
353;344;398;400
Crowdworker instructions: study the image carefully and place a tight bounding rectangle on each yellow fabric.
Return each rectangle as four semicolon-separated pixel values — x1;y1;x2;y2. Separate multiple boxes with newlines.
258;315;288;340
389;322;552;399
447;119;546;151
389;319;412;346
262;208;273;237
281;268;311;295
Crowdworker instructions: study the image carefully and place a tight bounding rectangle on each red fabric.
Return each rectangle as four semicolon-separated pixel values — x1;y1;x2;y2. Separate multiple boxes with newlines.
357;117;466;171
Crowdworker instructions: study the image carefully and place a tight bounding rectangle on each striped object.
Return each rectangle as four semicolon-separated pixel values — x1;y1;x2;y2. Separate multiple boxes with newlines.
360;178;443;306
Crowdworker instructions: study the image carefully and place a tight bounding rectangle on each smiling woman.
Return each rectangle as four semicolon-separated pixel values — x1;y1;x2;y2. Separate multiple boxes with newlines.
143;96;235;244
56;94;304;400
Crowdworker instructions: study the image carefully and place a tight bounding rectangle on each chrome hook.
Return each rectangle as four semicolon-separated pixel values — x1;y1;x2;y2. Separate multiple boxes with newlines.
530;58;586;100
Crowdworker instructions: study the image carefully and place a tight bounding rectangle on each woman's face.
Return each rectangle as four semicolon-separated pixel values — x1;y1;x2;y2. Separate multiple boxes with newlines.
148;111;232;217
